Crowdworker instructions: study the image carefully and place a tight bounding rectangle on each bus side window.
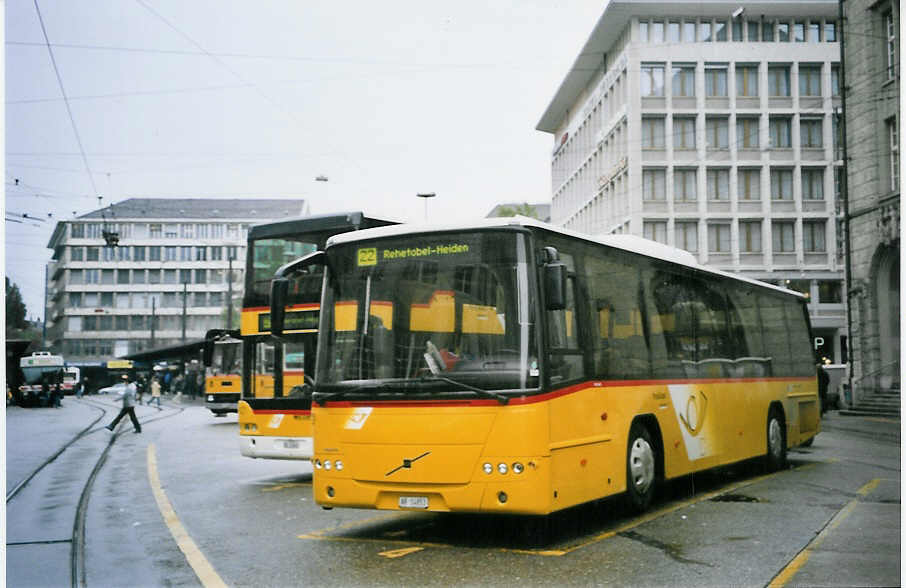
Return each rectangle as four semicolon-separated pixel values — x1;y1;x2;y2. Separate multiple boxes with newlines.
544;249;585;384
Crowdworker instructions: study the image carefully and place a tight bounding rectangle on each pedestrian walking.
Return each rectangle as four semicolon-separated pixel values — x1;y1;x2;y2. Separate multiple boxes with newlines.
147;377;162;407
105;374;142;433
75;378;84;398
52;382;63;408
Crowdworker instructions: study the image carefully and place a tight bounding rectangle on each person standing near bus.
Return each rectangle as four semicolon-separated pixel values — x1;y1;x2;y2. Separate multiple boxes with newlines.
147;377;162;408
105;374;141;433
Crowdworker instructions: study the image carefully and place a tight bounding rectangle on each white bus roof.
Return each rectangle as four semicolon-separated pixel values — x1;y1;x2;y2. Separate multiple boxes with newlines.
325;216;806;300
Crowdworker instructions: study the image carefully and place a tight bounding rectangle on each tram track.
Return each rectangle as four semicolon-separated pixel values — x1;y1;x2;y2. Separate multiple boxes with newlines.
6;396;185;588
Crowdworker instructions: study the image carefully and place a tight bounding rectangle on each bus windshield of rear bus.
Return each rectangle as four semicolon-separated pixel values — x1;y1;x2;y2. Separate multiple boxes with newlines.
317;231;538;395
248;237;320;307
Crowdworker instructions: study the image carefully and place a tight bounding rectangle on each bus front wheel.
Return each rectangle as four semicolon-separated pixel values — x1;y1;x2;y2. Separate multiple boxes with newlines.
625;422;656;512
765;408;787;471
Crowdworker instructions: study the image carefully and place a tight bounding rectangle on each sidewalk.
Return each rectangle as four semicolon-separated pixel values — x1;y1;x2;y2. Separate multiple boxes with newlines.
819;409;900;443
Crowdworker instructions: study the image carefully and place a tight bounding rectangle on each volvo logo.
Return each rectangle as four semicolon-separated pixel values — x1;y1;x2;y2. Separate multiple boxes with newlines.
386;451;430;476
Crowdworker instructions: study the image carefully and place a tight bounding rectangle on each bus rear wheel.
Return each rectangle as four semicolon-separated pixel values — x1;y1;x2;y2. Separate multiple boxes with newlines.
625;422;656;512
765;408;787;471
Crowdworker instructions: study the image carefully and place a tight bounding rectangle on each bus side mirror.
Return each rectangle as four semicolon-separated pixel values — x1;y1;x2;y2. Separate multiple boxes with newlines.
271;278;290;338
544;262;568;311
202;340;214;366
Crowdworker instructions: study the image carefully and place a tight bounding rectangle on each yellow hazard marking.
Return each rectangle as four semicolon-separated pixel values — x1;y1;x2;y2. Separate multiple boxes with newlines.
767;478;885;587
147;445;228;588
261;482;311;492
379;546;424;559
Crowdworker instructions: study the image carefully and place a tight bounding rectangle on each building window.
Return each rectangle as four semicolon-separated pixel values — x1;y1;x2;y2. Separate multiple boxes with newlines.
165;224;178;238
641;64;665;96
732;20;743;41
103;247;116;262
700;21;712;42
770;168;794;199
737;117;760;148
818;280;842;303
149;223;162;238
800;118;823;148
831;66;840;96
180;224;195;238
738;168;761;200
672;65;695;97
714;20;727;41
180;246;193;261
772;221;796;252
643;168;667;200
799;65;822;96
770;117;792;148
210;246;223;261
100;292;114;307
69;292;82;307
193;292;207;307
740;221;763;252
195;246;207;261
674;168;697;201
768;66;791;96
149;269;161;284
149;246;161;261
71;224;85;238
777;21;790;42
673;117;696;149
643;221;668;243
211;224;224;239
809;21;821;42
180;269;192;284
165;246;177;261
802;168;825;199
667;21;680;42
747;20;759;41
763;21;774;41
116;293;130;310
642;117;665;148
117;270;130;285
102;269;114;285
86;247;99;261
675;221;698;252
639;20;649;42
705;65;728;96
707;223;731;252
736;65;758;96
825;21;837;42
164;269;178;284
133;270;146;284
84;269;100;284
227;246;238;260
706;117;729;149
195;269;207;284
803;221;826;252
707;168;730;200
888;117;899;191
196;223;209;239
133;246;145;261
70;247;83;261
886;12;897;81
683;21;696;42
651;21;664;43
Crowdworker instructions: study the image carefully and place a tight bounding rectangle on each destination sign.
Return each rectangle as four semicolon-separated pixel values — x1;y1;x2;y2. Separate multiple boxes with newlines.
259;308;320;333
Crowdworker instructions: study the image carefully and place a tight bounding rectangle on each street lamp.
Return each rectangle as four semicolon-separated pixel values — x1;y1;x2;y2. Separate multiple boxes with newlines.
416;192;436;222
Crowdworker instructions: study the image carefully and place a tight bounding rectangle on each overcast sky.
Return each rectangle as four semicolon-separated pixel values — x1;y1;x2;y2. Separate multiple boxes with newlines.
5;0;604;321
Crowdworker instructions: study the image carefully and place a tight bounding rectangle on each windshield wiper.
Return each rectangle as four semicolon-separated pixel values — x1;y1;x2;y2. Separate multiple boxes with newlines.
313;381;396;406
420;374;509;405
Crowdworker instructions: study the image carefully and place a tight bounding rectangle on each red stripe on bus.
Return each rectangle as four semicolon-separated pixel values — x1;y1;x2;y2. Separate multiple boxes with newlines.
244;303;320;312
251;409;312;415
323;376;816;408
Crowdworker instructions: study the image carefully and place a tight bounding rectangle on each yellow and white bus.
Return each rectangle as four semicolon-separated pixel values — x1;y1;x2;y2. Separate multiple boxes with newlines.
239;212;398;459
270;218;820;514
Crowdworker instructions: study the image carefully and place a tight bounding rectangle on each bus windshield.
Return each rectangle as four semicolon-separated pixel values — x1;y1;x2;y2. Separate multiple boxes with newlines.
249;237;318;304
317;231;538;394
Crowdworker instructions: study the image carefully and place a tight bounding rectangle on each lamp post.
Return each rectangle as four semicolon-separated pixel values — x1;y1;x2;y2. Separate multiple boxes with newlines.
416;192;436;222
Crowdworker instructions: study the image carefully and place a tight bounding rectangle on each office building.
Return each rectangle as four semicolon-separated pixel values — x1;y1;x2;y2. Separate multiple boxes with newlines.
537;0;845;361
46;198;309;360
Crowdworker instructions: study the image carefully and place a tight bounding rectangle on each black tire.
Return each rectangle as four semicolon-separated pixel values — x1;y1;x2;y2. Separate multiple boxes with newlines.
625;422;657;512
765;407;787;471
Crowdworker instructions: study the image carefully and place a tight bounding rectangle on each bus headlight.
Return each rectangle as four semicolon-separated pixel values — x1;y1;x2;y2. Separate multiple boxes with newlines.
512;462;524;474
497;463;508;474
314;459;322;469
324;460;332;470
335;460;344;471
207;395;214;402
483;463;493;475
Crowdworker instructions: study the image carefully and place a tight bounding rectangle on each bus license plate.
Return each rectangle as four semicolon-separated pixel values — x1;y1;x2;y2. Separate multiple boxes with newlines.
398;496;428;509
283;440;299;449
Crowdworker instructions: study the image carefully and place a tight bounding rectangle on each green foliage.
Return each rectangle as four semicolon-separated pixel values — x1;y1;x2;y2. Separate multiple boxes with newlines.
6;278;41;342
496;203;539;219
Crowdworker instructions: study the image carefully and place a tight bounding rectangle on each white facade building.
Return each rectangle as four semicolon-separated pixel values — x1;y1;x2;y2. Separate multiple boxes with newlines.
46;198;309;360
537;0;846;361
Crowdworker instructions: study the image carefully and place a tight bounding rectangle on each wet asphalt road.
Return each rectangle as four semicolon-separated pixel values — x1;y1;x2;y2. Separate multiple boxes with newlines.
6;396;901;587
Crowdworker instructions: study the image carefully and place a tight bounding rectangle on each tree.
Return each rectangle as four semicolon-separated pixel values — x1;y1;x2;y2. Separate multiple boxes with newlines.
495;203;539;220
6;277;27;330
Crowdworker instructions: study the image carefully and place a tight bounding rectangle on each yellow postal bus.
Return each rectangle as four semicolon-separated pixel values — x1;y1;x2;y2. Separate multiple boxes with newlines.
238;212;397;459
271;218;820;514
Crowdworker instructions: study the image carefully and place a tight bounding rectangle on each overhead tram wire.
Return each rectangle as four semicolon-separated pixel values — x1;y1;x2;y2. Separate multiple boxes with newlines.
32;0;98;200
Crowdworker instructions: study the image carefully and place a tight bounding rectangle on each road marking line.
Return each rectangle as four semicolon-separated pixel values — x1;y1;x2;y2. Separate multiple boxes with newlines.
297;461;823;557
147;444;228;588
379;546;424;558
767;477;883;587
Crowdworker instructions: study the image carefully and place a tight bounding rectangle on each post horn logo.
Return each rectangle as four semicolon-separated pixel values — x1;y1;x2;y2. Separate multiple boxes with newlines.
679;391;708;436
386;451;430;476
